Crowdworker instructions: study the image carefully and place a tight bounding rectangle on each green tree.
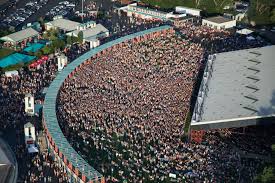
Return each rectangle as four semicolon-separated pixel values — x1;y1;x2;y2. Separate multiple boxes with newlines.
255;144;275;183
270;8;275;23
0;67;4;76
42;46;53;55
34;50;43;57
38;17;44;25
66;35;72;45
260;167;275;183
78;31;84;43
71;36;79;44
248;0;275;25
0;29;12;37
52;39;65;51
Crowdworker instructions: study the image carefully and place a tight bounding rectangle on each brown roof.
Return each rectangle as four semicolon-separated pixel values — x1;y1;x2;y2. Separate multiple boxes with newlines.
205;16;233;24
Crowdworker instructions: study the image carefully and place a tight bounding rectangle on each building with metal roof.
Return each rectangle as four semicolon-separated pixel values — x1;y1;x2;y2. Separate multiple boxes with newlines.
45;18;81;32
119;3;186;21
191;46;275;130
0;27;39;44
66;24;109;42
202;16;236;30
43;25;172;183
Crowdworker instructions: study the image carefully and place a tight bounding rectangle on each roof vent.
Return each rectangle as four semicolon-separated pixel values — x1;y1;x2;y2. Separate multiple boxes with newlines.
249;51;261;56
243;105;258;114
245;85;259;92
248;59;261;65
246;75;260;82
247;66;260;74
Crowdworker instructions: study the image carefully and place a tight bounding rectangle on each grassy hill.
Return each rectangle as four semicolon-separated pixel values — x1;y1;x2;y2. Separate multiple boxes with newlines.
248;0;275;25
141;0;236;14
141;0;275;25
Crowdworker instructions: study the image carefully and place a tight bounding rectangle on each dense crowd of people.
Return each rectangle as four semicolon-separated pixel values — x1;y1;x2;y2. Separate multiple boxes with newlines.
0;12;272;183
58;32;203;182
57;25;271;183
0;42;90;182
176;22;267;53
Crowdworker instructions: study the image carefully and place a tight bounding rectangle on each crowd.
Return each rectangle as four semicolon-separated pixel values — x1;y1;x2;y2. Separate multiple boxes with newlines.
0;43;90;182
0;15;272;183
57;23;272;183
19;146;68;183
176;22;266;53
57;33;203;182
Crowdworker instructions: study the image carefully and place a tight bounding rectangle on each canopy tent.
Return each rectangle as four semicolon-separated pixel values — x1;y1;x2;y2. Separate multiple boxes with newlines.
23;43;45;53
0;53;36;68
28;144;39;153
236;28;253;35
5;70;18;77
29;55;49;69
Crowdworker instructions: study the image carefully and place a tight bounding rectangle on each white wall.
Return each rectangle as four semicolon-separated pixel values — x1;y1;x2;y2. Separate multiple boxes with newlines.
58;55;68;71
25;95;34;115
24;125;36;145
202;19;236;30
175;6;201;16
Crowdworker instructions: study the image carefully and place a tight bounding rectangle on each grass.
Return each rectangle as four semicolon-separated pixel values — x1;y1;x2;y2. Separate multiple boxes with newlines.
0;48;14;59
2;62;25;72
141;0;235;14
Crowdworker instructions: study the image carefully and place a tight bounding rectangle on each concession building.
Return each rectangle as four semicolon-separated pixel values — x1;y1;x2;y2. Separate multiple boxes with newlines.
202;16;236;30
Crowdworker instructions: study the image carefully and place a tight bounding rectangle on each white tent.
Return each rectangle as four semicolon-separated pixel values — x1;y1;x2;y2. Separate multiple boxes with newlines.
237;28;253;35
5;70;18;77
28;144;39;153
247;36;255;41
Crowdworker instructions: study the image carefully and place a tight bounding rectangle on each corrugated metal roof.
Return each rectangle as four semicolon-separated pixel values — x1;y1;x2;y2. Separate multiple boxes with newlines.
0;28;39;43
191;46;275;128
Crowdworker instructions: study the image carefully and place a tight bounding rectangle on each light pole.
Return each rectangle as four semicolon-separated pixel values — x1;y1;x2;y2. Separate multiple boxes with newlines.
82;0;84;22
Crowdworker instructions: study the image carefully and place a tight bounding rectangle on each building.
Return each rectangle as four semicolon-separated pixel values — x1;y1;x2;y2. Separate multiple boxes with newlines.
119;3;186;21
25;93;34;115
175;6;201;17
43;25;173;183
24;122;38;153
66;22;109;48
57;54;68;71
202;16;236;30
236;28;253;35
191;46;275;131
45;17;109;48
0;27;40;49
45;17;81;32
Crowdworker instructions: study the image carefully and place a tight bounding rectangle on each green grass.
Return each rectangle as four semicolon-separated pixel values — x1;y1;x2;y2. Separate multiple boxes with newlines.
142;0;235;14
0;48;14;59
2;62;25;72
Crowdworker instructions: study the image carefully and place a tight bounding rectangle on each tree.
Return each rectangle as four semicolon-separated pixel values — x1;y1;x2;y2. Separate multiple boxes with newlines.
66;35;72;45
0;67;4;76
71;36;79;44
255;144;275;183
42;46;53;55
271;8;275;23
78;31;84;44
248;0;275;25
52;39;65;51
38;17;44;26
259;167;275;183
34;50;43;57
